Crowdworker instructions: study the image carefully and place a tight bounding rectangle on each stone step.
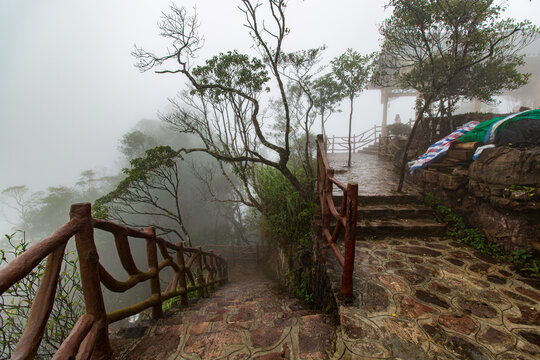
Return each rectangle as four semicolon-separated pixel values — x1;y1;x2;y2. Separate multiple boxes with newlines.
357;149;378;155
333;194;423;206
362;144;379;151
356;218;447;238
357;204;433;220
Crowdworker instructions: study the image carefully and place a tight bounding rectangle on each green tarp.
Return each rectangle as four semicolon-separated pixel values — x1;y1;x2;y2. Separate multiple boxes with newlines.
458;109;540;143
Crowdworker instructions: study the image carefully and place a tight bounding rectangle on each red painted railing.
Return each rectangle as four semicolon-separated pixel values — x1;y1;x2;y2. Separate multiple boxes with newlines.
316;134;358;298
0;203;227;359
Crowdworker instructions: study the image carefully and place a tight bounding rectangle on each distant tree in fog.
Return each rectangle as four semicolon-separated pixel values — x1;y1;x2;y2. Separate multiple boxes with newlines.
311;73;345;139
1;172;117;240
119;130;158;160
331;49;374;167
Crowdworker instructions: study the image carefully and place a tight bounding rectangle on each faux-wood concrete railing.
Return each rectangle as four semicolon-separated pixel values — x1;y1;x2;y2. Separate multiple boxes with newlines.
0;203;227;360
316;134;358;298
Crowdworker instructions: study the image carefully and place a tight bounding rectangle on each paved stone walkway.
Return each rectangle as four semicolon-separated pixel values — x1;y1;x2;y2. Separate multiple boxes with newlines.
111;266;337;360
325;236;540;359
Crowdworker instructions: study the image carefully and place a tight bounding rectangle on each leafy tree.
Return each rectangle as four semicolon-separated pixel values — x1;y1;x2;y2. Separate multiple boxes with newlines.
0;232;83;358
93;146;193;245
132;1;322;204
331;49;374;167
375;0;539;191
311;73;345;138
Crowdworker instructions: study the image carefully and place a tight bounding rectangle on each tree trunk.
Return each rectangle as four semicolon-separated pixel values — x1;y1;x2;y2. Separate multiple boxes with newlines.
347;95;354;167
397;98;433;192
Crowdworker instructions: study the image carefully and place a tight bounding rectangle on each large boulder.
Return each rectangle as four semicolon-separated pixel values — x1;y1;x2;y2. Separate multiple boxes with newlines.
469;146;540;186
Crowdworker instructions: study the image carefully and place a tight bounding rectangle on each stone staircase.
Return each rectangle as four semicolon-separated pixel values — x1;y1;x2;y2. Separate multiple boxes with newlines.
357;143;379;155
333;193;447;239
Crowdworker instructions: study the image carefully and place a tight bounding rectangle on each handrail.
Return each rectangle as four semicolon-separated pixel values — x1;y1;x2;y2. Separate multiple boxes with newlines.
0;203;228;359
316;134;358;298
326;125;382;153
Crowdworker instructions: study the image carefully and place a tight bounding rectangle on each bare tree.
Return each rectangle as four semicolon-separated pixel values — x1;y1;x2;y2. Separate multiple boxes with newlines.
133;1;320;205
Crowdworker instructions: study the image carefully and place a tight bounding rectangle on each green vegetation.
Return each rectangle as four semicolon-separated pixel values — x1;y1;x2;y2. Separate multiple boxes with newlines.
0;232;83;358
256;166;314;248
255;164;315;301
425;193;540;277
504;185;536;200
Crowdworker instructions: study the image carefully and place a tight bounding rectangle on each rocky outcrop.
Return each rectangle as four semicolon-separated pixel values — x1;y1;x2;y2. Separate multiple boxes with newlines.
414;146;540;252
469;146;540;187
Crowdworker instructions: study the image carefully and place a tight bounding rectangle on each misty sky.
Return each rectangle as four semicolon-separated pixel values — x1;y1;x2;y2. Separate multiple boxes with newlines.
1;0;539;198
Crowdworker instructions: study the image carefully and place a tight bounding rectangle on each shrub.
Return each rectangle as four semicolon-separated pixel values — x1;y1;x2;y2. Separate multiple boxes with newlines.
0;232;84;358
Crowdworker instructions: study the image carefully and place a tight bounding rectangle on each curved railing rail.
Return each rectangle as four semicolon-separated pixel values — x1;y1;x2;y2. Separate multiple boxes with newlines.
326;125;382;153
316;135;358;298
0;203;227;360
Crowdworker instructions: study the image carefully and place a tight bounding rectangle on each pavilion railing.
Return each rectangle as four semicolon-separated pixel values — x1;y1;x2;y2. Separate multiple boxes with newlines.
316;135;358;298
0;203;227;360
326;125;382;153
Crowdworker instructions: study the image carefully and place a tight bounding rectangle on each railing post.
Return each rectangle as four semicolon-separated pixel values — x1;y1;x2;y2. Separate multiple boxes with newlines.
352;135;356;153
373;125;377;144
176;242;189;307
323;168;334;243
72;203;112;359
208;251;215;292
145;227;163;319
197;247;206;298
332;135;335;153
342;183;358;298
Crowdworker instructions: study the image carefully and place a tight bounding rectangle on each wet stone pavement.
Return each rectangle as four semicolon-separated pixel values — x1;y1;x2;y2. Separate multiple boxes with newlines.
110;265;337;360
326;237;540;359
327;152;418;195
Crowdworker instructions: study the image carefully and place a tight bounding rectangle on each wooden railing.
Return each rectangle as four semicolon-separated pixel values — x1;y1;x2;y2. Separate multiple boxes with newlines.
203;243;260;265
0;203;227;360
326;125;382;153
316;135;358;298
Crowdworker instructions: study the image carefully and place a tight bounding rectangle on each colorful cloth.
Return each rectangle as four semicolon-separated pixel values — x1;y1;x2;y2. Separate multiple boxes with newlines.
409;121;480;173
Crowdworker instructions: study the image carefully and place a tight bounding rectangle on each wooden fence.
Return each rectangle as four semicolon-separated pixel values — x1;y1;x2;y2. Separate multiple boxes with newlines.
0;203;227;359
316;135;358;298
326;125;382;153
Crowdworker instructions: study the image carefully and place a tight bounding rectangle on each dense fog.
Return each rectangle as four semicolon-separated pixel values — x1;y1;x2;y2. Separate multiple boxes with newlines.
1;0;539;241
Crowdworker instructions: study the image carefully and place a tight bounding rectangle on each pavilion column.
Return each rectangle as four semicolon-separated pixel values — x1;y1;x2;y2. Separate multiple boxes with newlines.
381;88;389;137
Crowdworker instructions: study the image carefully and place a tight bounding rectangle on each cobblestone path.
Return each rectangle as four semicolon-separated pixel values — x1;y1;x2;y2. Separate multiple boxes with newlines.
325;236;540;359
111;266;337;360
